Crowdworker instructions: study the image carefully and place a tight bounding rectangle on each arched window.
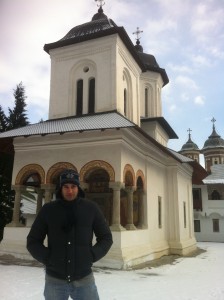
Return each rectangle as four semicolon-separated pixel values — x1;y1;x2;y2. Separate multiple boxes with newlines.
211;190;220;200
88;78;95;114
76;79;83;115
23;173;41;187
145;88;149;117
124;88;127;117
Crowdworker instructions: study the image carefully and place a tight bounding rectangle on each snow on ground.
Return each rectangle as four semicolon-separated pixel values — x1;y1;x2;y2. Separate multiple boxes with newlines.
0;242;224;300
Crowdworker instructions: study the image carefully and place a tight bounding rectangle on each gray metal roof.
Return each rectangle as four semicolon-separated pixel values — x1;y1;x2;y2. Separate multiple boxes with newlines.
203;164;224;184
167;148;194;163
0;111;135;138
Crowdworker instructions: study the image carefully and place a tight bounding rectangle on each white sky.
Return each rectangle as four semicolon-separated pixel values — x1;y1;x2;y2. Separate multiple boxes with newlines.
0;242;224;300
0;0;224;159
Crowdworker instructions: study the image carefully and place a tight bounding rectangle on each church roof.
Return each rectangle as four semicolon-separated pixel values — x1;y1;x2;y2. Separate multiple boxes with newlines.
203;164;224;184
43;7;168;86
201;123;224;151
0;111;135;138
141;116;178;139
180;135;199;152
167;148;193;163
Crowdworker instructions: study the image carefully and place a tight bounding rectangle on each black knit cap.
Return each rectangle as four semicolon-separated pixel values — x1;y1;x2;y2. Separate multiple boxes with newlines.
59;169;80;188
58;169;85;198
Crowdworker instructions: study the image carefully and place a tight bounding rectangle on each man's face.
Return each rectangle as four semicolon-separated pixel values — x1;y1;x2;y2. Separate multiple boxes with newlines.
61;183;79;201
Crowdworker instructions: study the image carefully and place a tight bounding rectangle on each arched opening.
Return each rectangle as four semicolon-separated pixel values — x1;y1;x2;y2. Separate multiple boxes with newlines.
84;168;113;225
21;172;42;226
124;88;127;117
123;69;132;119
145;88;149;117
76;79;83;115
211;190;220;200
120;165;135;227
133;176;144;227
14;164;45;226
88;78;95;114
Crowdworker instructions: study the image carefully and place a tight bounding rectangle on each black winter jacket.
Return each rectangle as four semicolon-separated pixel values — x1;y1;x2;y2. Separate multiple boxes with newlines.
27;197;113;281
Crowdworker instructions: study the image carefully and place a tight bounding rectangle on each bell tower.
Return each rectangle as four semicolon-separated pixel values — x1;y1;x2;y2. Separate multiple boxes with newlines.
179;128;200;163
201;118;224;172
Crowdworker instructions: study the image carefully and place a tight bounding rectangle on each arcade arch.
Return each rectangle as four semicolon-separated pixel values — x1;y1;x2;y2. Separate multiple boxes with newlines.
80;160;115;225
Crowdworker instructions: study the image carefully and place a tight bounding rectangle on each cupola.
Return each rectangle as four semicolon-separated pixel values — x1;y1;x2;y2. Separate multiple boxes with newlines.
201;118;224;172
179;129;200;163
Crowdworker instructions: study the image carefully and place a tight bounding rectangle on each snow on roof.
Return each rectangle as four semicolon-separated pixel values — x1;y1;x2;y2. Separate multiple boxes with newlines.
0;111;135;139
203;164;224;184
21;198;36;215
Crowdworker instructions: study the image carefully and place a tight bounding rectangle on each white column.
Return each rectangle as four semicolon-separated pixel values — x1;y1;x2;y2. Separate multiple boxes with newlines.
41;184;55;203
8;185;25;227
36;188;44;214
125;186;137;230
109;182;126;231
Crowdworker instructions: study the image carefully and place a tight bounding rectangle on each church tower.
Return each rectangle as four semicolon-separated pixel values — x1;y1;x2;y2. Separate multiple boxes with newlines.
201;118;224;172
179;129;200;163
44;2;177;147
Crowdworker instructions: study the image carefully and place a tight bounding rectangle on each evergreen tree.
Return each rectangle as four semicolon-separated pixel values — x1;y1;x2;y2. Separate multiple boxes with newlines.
0;82;30;240
6;82;29;130
0;153;14;240
0;105;7;132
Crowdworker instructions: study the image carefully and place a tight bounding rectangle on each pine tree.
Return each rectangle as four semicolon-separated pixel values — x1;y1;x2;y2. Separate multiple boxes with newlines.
6;82;29;130
0;105;7;132
0;153;14;240
0;82;30;240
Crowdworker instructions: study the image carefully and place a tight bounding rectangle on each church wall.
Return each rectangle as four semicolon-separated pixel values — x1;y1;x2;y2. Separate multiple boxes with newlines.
145;158;170;249
115;37;141;126
140;121;169;146
139;72;163;118
120;131;171;247
48;35;118;119
166;164;196;254
12;131;126;184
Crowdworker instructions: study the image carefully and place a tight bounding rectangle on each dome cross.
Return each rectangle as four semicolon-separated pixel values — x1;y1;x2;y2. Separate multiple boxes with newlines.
211;117;216;129
187;128;192;138
133;27;143;41
95;0;105;8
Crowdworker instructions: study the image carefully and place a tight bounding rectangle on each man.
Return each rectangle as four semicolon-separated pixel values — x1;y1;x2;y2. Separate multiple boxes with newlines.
27;169;113;300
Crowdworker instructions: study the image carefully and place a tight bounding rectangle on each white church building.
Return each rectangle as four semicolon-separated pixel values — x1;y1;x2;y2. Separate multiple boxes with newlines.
0;2;205;269
179;121;224;243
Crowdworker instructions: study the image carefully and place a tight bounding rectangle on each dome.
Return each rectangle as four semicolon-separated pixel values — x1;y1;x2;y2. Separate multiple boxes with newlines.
60;9;117;42
181;136;199;151
202;125;224;150
134;39;169;86
44;7;118;53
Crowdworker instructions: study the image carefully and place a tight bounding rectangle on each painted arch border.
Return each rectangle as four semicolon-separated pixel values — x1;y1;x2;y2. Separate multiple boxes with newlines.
80;160;115;182
15;164;45;185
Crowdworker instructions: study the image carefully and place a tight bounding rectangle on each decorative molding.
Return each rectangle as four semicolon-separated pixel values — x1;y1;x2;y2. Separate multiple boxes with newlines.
123;164;135;186
15;164;45;185
55;46;111;62
80;160;115;182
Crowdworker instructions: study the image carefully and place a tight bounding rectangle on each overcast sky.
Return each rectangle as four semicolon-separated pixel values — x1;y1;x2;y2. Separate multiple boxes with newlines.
0;0;224;158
